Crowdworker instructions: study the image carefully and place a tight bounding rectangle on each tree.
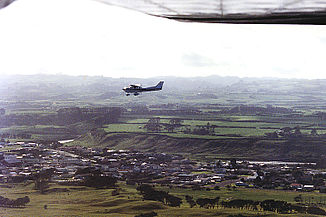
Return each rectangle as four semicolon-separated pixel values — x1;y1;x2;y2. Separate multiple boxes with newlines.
192;126;210;135
75;167;100;176
170;118;182;126
311;128;318;136
144;117;162;132
205;122;215;134
136;184;182;207
111;188;120;196
230;158;237;168
83;175;117;188
280;127;292;137
13;196;30;207
294;126;302;137
165;118;183;132
307;206;326;215
57;107;83;124
165;194;182;207
0;195;30;207
196;197;219;209
134;212;157;217
185;195;196;208
265;131;278;138
34;168;55;194
294;195;303;203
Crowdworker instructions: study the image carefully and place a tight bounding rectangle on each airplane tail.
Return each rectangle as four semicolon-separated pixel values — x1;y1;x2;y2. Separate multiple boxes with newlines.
155;81;164;90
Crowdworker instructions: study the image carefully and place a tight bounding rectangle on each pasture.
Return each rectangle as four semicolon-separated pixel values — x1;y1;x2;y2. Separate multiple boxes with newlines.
0;182;324;217
104;112;326;139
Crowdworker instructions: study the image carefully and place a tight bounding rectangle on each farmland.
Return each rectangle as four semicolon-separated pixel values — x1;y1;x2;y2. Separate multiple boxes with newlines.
104;112;326;139
3;75;326;216
3;75;326;161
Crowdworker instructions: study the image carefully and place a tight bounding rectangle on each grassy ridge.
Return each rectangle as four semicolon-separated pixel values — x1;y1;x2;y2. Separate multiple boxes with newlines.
0;182;324;217
69;131;326;162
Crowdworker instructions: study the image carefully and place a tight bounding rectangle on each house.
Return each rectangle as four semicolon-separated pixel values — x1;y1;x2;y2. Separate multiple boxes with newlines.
303;185;314;191
178;173;195;181
3;154;21;165
290;183;303;190
211;175;222;182
236;181;249;187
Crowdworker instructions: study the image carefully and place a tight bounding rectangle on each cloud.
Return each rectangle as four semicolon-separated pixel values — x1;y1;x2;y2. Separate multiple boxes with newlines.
182;53;217;67
1;0;326;79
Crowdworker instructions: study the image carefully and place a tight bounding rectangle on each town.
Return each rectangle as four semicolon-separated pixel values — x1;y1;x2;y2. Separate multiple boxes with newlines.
1;140;325;194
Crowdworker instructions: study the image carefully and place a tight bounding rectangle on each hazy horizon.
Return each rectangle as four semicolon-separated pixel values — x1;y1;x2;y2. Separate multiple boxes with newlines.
0;73;324;81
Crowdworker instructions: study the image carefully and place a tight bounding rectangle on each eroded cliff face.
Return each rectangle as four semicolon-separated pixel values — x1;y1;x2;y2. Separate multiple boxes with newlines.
72;131;326;163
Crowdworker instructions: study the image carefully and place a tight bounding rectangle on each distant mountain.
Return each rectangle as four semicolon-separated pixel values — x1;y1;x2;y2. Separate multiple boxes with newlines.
2;74;326;108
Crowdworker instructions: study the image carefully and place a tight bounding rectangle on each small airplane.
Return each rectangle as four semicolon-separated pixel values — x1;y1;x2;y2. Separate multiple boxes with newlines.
123;81;164;96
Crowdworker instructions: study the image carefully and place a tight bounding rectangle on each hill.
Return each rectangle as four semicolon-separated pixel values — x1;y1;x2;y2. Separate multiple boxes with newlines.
70;130;326;163
2;74;326;107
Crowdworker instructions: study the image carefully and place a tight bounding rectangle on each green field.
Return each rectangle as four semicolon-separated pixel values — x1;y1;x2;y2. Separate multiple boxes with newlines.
0;182;324;217
103;113;326;139
0;125;76;140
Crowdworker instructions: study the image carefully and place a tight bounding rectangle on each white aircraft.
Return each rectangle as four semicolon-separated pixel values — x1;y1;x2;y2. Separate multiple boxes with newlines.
122;81;164;96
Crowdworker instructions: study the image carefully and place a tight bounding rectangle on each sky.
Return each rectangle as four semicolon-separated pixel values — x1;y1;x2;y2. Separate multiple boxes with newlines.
0;0;326;79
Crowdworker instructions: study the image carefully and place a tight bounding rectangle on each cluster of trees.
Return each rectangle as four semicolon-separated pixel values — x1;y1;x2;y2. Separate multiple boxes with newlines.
34;168;56;194
144;118;183;133
74;166;117;189
0;138;10;143
83;175;117;189
314;112;326;121
0;196;30;208
144;118;162;132
0;113;57;127
278;126;303;138
150;109;201;116
144;118;217;135
134;211;157;217
265;126;320;139
0;107;123;128
219;199;326;215
0;108;5;115
183;196;326;215
0;133;31;140
225;105;293;115
191;122;216;135
185;195;220;209
221;199;259;211
129;105;201;116
136;184;182;207
57;107;123;125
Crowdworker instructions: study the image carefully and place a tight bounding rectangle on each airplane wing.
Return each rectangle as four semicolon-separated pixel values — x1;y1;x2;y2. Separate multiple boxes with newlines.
95;0;326;25
0;0;16;10
3;0;325;24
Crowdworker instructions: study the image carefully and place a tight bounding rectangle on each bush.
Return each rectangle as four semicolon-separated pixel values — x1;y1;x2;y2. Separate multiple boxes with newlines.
136;184;182;207
111;188;120;196
83;175;117;188
307;206;326;216
135;211;157;217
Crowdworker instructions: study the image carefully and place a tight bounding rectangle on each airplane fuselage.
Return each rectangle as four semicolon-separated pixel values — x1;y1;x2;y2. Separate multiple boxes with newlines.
123;81;164;96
